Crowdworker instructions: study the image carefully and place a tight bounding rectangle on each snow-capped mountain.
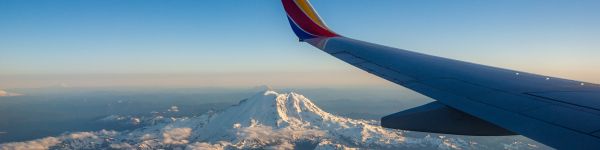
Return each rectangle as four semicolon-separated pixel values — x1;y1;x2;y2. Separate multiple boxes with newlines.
0;90;541;150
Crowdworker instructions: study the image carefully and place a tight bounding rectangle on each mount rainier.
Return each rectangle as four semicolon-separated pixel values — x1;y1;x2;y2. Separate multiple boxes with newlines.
0;90;543;150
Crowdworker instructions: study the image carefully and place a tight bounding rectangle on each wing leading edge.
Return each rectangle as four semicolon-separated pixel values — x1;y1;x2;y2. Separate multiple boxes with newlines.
281;0;600;149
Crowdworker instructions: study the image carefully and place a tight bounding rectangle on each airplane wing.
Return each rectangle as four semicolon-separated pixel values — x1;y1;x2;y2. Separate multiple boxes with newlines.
281;0;600;149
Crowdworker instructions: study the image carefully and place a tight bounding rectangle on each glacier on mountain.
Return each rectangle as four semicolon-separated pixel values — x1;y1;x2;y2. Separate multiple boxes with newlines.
0;90;542;150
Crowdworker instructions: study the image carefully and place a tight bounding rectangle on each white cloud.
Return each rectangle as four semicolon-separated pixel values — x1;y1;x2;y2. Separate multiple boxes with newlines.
186;142;230;150
162;128;192;145
0;90;22;97
0;130;120;150
266;141;294;150
110;143;134;150
68;132;97;139
168;106;179;112
315;140;358;150
0;137;60;150
504;141;541;150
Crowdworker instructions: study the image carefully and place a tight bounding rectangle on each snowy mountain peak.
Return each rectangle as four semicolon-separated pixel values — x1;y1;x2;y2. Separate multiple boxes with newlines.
198;90;337;140
242;90;328;118
0;90;543;150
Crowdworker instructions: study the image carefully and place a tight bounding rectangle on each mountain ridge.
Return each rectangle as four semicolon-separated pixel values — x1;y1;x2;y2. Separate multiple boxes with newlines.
0;90;541;150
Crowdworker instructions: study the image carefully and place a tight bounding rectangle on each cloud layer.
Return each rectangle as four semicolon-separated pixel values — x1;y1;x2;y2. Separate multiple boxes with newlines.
0;90;22;97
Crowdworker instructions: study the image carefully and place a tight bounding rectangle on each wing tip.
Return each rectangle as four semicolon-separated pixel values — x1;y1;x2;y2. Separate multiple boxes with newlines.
282;0;338;41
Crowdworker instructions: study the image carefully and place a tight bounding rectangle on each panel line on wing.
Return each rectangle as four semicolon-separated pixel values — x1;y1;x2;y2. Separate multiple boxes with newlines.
525;92;600;114
324;49;416;84
404;81;600;139
326;47;600;136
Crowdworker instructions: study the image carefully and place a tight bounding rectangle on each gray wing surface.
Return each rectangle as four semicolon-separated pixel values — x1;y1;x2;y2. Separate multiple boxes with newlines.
304;37;600;149
280;0;600;148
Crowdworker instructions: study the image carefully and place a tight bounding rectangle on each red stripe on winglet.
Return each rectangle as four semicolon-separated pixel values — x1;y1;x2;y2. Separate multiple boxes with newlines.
282;0;337;37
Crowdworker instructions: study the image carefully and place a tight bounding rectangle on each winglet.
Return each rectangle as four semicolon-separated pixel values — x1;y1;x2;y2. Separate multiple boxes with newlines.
282;0;338;41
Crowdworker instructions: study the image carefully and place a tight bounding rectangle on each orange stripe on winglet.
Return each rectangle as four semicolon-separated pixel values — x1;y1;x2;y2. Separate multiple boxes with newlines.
283;0;337;37
294;0;329;30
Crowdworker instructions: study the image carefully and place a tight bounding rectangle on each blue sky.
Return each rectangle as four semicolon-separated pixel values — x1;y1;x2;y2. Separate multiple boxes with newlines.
1;0;599;88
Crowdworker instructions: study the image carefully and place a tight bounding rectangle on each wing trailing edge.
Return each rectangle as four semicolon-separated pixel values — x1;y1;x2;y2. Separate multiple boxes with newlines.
382;102;516;136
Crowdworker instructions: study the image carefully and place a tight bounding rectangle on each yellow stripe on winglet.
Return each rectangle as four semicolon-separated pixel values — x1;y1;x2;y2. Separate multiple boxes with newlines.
294;0;329;29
